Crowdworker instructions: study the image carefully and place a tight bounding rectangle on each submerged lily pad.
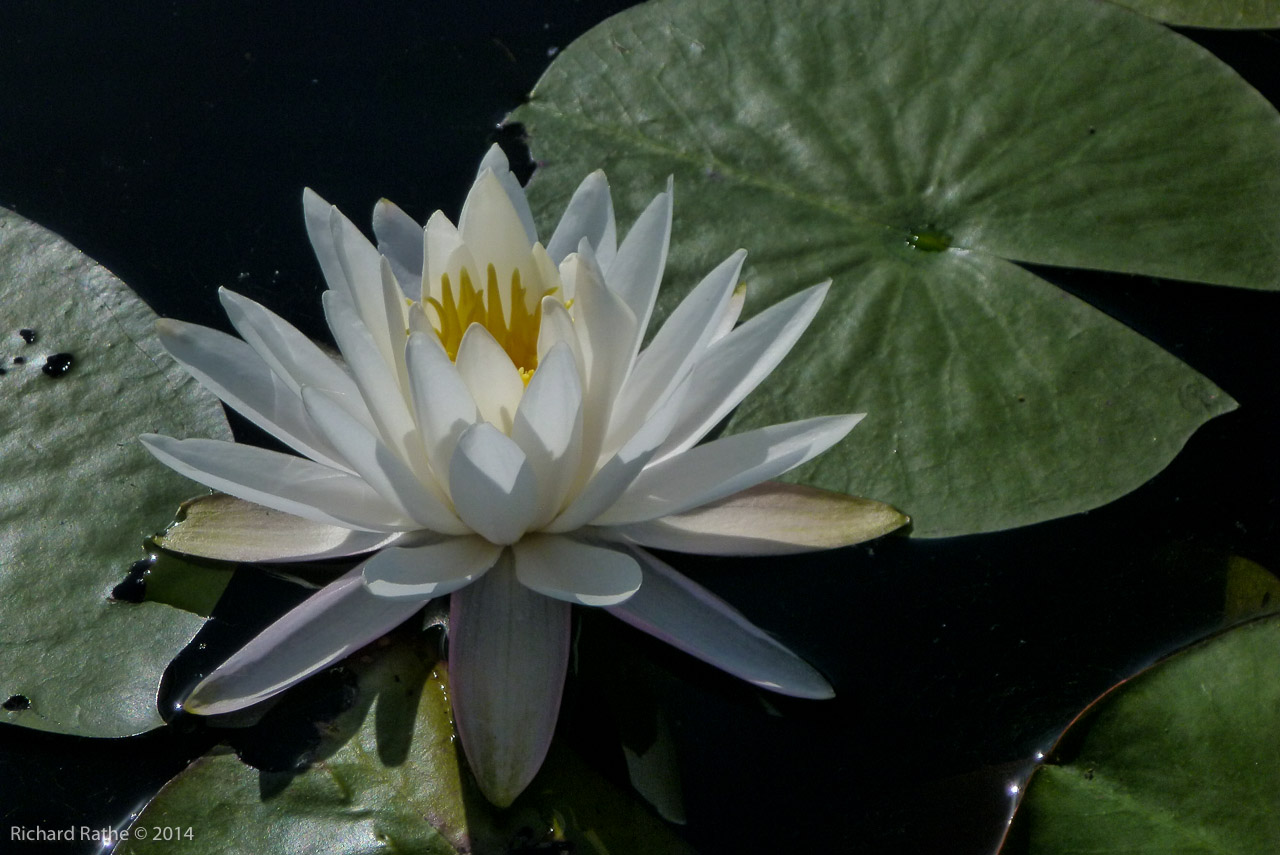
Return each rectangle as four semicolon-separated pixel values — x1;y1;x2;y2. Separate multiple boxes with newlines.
1110;0;1280;28
121;632;694;855
1002;615;1280;853
0;207;230;737
512;0;1280;536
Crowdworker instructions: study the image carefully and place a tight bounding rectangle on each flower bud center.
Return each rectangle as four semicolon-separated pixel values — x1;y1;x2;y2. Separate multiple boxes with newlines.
426;263;546;383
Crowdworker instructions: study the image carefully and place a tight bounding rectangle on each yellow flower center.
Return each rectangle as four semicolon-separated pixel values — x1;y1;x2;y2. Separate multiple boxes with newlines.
425;263;545;384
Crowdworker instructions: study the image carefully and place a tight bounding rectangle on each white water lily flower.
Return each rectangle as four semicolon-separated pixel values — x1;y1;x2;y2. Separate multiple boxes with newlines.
142;146;906;806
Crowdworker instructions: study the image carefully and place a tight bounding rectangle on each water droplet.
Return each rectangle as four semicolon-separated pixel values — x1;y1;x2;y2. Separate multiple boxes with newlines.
2;694;30;712
18;328;36;344
42;352;74;378
906;229;952;253
111;556;154;603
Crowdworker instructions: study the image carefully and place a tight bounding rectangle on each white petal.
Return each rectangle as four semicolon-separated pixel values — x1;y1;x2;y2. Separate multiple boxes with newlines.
372;197;425;299
458;170;533;293
301;386;465;534
449;555;570;806
605;182;672;346
303;188;348;297
546;375;688;533
449;423;539;545
477;143;538;245
454;324;525;434
156;318;350;471
218;288;367;408
361;536;500;599
156;493;405;563
606;548;833;699
405;331;481;484
183;565;428;715
513;535;641;606
609;481;908;555
511;343;584;525
710;281;747;343
547;169;617;267
535;296;584;369
424;210;466;306
322;291;422;470
595;415;864;525
141;434;413;532
328;205;397;364
654;281;830;462
607;249;744;452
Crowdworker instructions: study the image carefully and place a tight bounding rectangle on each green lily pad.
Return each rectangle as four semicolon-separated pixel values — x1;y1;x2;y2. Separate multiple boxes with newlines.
1002;615;1280;853
1109;0;1280;29
511;0;1280;536
120;632;694;855
0;207;230;737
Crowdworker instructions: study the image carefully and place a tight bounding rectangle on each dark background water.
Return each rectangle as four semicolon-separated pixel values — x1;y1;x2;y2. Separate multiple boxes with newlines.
0;2;1277;853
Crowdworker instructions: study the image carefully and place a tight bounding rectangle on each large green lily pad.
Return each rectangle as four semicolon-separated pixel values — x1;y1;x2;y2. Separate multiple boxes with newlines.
121;632;694;854
0;207;230;737
1002;615;1280;853
512;0;1280;536
1109;0;1280;28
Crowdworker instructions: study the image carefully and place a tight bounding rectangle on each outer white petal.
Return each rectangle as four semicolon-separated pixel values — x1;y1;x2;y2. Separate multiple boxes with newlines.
595;415;864;525
405;331;481;484
710;281;747;343
607;249;744;451
454;324;526;434
301;386;466;534
183;565;429;715
604;182;672;348
218;288;367;410
155;494;405;563
156;318;349;471
140;435;414;532
361;536;501;599
511;343;583;525
329;204;401;367
476;143;538;245
449;555;571;807
605;547;834;699
512;535;641;606
606;481;909;556
547;169;616;267
449;423;539;545
303;188;349;297
654;281;830;462
372;197;425;299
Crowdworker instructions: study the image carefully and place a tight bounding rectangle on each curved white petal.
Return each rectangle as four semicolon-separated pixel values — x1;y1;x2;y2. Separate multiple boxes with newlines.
596;415;864;525
301;386;465;534
607;481;908;556
183;565;428;715
218;288;367;409
654;281;830;462
710;281;747;343
607;249;744;451
322;291;422;470
449;555;571;806
513;535;641;606
511;343;584;525
303;188;348;297
454;324;526;434
405;331;481;484
605;547;834;699
424;210;465;307
458;170;533;292
604;182;672;347
547;169;616;267
329;204;401;367
140;435;414;532
535;296;584;369
156;318;350;471
156;494;406;563
476;144;537;245
361;536;501;599
373;197;425;299
449;423;539;545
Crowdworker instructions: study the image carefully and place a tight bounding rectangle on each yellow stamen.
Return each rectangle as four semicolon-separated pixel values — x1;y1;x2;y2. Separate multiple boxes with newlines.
423;264;548;383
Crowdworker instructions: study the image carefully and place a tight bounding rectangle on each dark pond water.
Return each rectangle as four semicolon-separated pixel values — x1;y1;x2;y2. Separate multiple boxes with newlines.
0;3;1277;853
